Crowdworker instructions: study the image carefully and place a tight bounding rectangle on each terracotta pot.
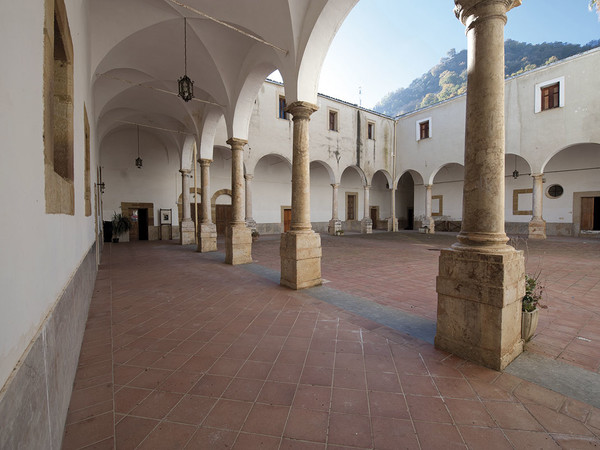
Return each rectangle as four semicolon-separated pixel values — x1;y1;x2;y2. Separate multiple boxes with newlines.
521;309;539;342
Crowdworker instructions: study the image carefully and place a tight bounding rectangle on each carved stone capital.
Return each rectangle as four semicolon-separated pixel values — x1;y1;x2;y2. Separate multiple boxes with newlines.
454;0;521;27
179;168;191;175
226;137;248;150
285;101;318;120
199;158;212;166
244;173;254;181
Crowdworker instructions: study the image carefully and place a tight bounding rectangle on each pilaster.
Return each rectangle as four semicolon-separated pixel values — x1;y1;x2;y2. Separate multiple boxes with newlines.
197;158;217;253
361;185;372;234
179;169;195;245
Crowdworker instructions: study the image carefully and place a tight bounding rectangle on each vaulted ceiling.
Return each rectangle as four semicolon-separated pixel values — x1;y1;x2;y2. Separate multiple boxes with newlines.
89;0;358;165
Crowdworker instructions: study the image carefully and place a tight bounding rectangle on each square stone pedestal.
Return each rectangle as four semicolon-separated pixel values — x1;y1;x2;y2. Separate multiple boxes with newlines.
197;223;217;253
435;247;525;370
328;219;342;236
280;231;322;290
180;220;195;245
361;218;372;234
225;225;252;265
528;219;547;240
387;217;398;232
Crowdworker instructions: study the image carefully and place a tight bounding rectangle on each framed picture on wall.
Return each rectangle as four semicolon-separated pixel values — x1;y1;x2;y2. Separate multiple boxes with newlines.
160;209;172;225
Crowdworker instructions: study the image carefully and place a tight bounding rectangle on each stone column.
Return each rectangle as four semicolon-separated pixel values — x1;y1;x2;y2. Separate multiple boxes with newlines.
361;185;372;234
280;101;322;289
197;158;217;253
388;187;398;232
245;174;257;230
328;183;342;235
528;174;546;239
225;138;252;264
424;184;436;234
179;169;195;245
435;0;525;371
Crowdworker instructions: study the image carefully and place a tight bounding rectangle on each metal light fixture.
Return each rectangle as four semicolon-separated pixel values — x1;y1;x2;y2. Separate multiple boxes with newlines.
98;182;106;193
512;155;519;179
178;18;194;102
135;125;143;169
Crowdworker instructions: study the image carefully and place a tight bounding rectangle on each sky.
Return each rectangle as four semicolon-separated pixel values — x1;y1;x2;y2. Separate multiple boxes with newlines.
310;0;600;109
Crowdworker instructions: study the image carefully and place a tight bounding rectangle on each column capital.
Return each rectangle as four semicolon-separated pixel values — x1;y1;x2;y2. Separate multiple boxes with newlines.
199;158;212;166
364;184;371;191
226;137;248;149
531;173;544;179
425;184;433;190
244;173;254;181
285;101;318;120
179;168;191;175
454;0;520;27
331;183;339;189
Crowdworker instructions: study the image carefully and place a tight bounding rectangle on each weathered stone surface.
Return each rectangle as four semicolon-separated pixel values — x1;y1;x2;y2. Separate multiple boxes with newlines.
528;218;547;240
436;247;525;370
197;223;217;253
280;231;322;290
180;219;195;245
225;225;252;265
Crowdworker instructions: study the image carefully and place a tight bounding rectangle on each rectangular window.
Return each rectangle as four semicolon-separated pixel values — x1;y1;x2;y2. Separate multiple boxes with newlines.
346;193;356;220
329;110;338;132
367;122;375;140
541;83;559;111
44;0;75;214
420;121;429;140
278;95;287;119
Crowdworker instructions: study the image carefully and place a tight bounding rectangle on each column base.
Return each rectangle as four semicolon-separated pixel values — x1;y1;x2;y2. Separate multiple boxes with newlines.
528;219;547;240
225;224;252;265
387;217;398;232
197;223;217;253
180;220;196;245
280;231;322;290
435;246;525;371
361;218;372;234
328;219;342;236
246;218;257;230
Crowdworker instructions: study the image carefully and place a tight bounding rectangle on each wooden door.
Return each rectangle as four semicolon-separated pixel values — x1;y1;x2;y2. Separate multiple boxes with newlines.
216;204;232;236
129;209;139;240
370;207;378;229
581;197;594;231
283;208;292;232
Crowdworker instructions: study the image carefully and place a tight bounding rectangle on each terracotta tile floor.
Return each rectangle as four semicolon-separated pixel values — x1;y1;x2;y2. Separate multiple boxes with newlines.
62;232;600;449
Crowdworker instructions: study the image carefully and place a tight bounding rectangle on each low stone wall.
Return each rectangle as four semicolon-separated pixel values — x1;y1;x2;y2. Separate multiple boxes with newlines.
0;244;97;449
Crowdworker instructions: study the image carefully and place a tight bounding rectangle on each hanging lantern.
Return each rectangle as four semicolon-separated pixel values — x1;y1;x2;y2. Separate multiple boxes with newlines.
512;155;519;179
178;18;194;102
178;74;194;102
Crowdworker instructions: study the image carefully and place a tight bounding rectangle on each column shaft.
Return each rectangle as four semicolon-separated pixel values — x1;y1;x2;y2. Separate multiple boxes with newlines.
280;101;322;289
528;173;547;239
180;169;191;220
197;158;217;252
424;184;435;233
245;174;256;229
332;183;339;220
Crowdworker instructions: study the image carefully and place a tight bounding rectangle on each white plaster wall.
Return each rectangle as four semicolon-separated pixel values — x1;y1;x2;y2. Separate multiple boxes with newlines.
370;172;391;219
432;164;464;220
0;2;97;388
100;129;181;227
339;168;365;221
310;163;334;223
253;155;292;223
211;147;233;200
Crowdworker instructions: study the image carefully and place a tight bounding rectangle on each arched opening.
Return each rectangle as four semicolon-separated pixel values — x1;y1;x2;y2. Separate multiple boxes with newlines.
504;154;533;235
542;143;600;235
371;170;392;229
310;160;336;232
431;163;464;232
396;170;423;230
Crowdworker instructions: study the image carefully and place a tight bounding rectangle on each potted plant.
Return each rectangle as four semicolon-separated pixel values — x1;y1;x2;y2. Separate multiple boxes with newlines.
251;229;260;242
111;212;132;243
521;273;545;341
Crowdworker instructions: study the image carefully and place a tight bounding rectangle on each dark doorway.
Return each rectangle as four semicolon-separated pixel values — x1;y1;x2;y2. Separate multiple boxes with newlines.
407;208;414;230
138;208;149;240
103;221;112;242
581;197;600;231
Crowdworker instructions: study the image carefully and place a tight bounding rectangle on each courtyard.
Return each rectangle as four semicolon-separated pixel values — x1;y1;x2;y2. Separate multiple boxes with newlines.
62;232;600;449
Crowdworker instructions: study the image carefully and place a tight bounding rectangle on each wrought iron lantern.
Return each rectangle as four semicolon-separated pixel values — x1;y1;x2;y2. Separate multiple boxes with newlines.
178;18;194;102
512;155;519;179
98;182;106;194
135;125;143;169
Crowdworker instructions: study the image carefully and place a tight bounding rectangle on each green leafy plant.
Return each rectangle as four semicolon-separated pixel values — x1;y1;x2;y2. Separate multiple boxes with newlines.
251;229;260;238
111;212;132;238
522;273;545;312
